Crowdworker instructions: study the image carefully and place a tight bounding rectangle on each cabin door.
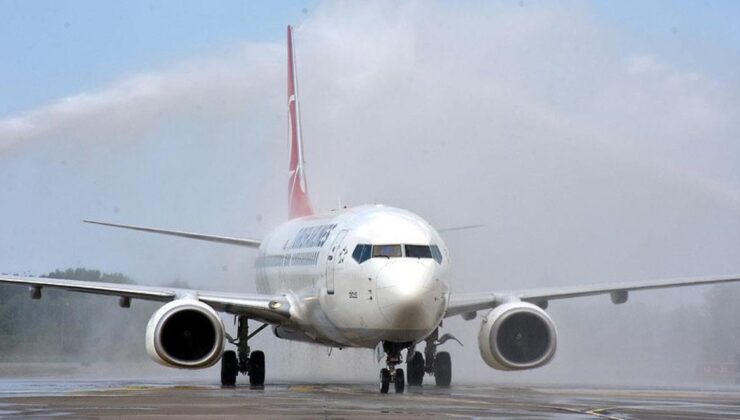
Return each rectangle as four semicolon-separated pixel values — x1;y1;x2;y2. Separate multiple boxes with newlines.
325;229;349;295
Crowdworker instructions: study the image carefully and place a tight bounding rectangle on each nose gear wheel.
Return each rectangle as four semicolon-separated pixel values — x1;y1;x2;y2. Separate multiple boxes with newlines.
379;341;409;393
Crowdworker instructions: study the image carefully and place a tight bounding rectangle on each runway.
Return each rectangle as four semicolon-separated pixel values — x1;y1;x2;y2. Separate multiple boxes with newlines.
0;379;738;418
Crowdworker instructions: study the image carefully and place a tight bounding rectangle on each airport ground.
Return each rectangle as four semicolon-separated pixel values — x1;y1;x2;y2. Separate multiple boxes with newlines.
0;376;738;419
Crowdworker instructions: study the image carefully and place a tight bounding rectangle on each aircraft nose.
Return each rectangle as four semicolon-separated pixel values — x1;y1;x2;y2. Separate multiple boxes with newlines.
376;260;445;334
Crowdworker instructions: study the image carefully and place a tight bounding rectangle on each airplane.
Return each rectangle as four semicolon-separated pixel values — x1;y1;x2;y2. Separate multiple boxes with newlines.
2;25;740;394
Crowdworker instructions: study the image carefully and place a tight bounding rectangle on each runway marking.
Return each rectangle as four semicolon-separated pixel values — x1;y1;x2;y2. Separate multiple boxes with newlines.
287;385;315;392
2;382;739;418
584;407;625;420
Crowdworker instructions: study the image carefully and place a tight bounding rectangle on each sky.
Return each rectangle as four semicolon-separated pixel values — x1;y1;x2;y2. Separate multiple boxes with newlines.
0;1;315;115
1;1;740;384
2;1;738;116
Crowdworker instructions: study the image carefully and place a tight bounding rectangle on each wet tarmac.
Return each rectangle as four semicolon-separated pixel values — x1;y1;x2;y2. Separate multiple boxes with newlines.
0;379;738;418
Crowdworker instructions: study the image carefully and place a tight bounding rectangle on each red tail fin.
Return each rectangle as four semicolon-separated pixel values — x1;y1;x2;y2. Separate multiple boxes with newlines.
287;25;313;219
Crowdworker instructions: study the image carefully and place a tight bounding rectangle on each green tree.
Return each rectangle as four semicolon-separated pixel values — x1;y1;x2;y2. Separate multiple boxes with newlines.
0;268;156;362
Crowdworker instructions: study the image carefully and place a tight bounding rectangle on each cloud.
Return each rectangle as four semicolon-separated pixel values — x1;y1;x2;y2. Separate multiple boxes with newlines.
287;1;740;383
0;43;282;152
626;54;665;75
291;2;740;216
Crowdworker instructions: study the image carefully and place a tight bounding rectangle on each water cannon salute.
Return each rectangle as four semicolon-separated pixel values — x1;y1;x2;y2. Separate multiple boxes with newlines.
1;24;740;394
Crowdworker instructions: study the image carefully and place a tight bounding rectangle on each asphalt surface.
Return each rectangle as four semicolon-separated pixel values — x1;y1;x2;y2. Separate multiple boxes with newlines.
0;379;738;418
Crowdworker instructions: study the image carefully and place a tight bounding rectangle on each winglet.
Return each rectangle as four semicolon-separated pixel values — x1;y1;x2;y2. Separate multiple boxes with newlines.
287;25;314;220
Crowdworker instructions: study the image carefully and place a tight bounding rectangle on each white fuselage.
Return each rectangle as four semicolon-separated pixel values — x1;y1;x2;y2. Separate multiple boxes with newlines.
255;205;450;348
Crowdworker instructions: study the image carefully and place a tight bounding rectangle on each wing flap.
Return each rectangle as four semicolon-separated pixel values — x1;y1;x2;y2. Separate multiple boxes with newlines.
517;274;740;302
0;274;289;323
0;274;175;301
445;274;740;318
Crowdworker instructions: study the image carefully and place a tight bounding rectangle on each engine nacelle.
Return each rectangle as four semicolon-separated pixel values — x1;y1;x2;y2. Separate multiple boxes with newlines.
145;299;225;369
478;301;557;371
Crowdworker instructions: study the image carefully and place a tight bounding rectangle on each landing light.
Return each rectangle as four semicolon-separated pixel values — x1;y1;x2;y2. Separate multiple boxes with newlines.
269;301;282;309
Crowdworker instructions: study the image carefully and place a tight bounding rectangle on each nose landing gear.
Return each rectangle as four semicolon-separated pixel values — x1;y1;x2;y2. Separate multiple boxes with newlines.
221;316;268;387
379;341;409;393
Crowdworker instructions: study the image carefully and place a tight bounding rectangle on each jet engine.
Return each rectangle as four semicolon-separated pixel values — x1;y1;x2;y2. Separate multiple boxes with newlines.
145;299;225;369
477;301;557;371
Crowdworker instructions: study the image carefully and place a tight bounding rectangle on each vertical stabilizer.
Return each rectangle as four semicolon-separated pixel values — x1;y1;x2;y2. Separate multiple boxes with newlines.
287;25;314;219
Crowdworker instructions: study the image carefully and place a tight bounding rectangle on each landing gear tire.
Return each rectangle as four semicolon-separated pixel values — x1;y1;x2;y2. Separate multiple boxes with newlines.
434;351;451;388
394;368;405;393
407;351;425;386
379;368;391;394
248;350;265;388
221;350;238;387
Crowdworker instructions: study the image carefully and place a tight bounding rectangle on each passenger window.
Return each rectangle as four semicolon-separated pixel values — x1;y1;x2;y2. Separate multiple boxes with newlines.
430;245;443;264
352;244;372;264
405;245;432;259
372;244;402;258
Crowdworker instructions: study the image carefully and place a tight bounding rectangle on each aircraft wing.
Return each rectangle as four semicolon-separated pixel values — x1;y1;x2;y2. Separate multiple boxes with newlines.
83;220;261;248
0;274;290;324
445;274;740;318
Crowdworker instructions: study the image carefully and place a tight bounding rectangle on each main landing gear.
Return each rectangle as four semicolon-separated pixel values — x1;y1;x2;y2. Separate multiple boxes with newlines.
221;315;268;387
405;327;460;388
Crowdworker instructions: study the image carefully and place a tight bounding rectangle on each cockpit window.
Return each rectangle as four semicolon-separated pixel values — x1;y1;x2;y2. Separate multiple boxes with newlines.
430;245;443;264
353;243;442;263
372;244;402;258
405;245;432;259
352;244;372;264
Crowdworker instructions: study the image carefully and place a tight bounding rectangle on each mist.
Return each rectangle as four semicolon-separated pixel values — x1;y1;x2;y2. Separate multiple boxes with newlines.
1;1;739;386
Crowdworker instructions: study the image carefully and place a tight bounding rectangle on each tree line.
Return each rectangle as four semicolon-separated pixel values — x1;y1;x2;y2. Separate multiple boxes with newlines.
0;268;179;362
